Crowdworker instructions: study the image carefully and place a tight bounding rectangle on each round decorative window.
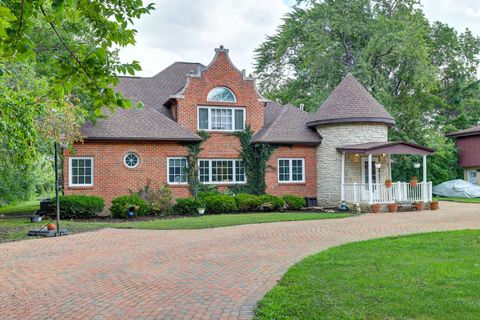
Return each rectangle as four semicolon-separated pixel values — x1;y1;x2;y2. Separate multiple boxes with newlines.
124;153;140;168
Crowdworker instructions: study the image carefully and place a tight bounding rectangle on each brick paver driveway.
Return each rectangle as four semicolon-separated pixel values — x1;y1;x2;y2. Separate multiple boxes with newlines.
2;201;480;319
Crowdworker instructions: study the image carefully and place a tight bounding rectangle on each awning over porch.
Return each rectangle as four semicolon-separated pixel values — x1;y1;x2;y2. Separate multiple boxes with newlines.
337;141;434;204
336;141;434;155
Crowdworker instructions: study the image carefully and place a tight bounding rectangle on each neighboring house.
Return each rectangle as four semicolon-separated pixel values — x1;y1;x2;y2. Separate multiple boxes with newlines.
64;46;434;208
446;126;480;185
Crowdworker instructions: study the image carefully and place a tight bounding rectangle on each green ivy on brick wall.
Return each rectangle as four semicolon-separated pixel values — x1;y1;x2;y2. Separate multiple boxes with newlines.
232;127;276;195
184;131;210;197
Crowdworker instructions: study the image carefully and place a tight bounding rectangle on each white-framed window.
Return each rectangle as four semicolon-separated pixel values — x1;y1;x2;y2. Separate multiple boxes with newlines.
198;159;245;184
467;170;477;185
69;157;94;187
278;158;305;183
124;152;140;168
198;106;245;131
168;157;187;184
207;86;236;102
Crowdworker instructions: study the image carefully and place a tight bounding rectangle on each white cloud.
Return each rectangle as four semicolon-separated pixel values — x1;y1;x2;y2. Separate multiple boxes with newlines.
421;0;480;34
119;0;290;76
120;0;480;77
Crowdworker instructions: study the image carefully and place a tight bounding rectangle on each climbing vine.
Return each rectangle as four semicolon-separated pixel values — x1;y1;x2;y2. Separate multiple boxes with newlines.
232;127;276;195
184;131;209;197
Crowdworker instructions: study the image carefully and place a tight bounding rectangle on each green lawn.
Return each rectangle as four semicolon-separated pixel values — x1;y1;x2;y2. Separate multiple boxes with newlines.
0;200;39;216
0;212;350;243
435;197;480;203
256;230;480;320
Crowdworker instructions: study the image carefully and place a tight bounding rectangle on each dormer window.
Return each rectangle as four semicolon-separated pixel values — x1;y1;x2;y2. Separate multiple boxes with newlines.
207;87;236;102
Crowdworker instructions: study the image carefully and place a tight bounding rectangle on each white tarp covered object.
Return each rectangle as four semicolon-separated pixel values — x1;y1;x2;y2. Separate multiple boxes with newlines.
432;179;480;198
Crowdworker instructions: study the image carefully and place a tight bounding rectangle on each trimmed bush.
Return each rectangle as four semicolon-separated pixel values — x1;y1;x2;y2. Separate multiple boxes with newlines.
110;195;149;218
53;195;104;219
235;194;261;212
174;197;204;216
258;194;285;212
204;194;237;214
283;194;306;210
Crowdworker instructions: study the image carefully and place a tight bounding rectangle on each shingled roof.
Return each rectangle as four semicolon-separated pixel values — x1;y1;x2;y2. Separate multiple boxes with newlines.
81;62;204;141
307;73;395;127
446;125;480;138
252;102;322;145
81;107;202;141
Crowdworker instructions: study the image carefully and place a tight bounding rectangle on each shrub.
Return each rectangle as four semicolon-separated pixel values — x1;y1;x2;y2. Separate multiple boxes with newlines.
53;195;104;219
174;197;204;216
204;194;237;214
258;194;285;212
235;194;261;212
282;194;305;210
141;183;173;215
110;195;149;218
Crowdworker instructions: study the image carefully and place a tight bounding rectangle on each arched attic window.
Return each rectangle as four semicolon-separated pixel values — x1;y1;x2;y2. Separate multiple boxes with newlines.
207;86;236;102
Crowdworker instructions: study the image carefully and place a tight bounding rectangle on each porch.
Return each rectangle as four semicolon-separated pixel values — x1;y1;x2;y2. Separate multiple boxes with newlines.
337;141;435;205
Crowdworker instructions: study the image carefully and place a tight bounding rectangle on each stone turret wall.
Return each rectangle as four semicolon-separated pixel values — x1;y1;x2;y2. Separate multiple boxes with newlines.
316;123;389;206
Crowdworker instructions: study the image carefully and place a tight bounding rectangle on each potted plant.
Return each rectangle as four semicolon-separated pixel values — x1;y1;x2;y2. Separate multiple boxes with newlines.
415;202;423;211
370;203;381;213
385;179;392;188
387;202;398;213
196;199;206;215
430;200;439;210
410;176;418;188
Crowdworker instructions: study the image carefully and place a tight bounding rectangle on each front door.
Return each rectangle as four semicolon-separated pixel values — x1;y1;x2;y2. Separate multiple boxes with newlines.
362;158;380;185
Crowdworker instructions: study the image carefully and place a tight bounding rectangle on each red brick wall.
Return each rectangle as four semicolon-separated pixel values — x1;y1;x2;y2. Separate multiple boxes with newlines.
175;49;265;134
64;141;191;206
64;48;318;207
266;146;318;198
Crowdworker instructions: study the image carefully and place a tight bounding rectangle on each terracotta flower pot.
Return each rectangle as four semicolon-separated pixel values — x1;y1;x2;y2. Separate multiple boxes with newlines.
385;180;392;188
47;223;56;231
370;204;381;214
415;202;423;211
387;203;398;213
430;201;439;210
411;180;418;188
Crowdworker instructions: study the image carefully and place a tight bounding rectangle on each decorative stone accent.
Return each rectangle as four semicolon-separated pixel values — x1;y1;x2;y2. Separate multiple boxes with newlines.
315;123;389;206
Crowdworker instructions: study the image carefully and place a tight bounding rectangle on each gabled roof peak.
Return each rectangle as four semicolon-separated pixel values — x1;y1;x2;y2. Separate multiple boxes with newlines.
307;73;395;127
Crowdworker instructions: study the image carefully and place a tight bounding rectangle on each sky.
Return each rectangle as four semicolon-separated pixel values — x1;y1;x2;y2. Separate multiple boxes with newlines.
119;0;480;77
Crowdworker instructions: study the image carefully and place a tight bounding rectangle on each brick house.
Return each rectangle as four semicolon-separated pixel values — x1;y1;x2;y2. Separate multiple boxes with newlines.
447;126;480;185
64;46;434;208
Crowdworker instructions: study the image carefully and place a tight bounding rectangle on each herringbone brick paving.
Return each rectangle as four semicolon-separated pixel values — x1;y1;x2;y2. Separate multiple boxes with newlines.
1;201;479;319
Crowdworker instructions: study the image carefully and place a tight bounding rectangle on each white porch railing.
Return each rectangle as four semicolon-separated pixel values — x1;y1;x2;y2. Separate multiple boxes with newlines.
343;181;433;204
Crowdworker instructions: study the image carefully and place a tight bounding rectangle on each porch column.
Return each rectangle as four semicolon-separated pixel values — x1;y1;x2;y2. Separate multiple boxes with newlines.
368;153;373;204
423;154;428;202
341;152;345;201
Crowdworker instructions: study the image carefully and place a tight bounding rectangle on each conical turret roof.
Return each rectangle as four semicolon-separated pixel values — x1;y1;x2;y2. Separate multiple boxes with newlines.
307;74;395;127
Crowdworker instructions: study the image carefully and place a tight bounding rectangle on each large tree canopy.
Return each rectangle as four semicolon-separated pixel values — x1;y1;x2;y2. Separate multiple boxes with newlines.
0;0;153;204
0;0;154;163
255;0;480;184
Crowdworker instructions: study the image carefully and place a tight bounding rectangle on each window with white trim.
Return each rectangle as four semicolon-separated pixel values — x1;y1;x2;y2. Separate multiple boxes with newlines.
199;159;245;184
278;158;305;183
207;87;236;102
69;157;93;187
198;106;245;131
168;157;187;184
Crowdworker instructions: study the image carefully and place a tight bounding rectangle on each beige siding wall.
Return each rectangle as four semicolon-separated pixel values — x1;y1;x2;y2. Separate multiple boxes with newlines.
316;123;389;206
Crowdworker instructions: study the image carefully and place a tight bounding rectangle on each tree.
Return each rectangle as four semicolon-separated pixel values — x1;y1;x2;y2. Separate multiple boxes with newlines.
0;1;154;205
254;0;480;184
0;1;154;164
